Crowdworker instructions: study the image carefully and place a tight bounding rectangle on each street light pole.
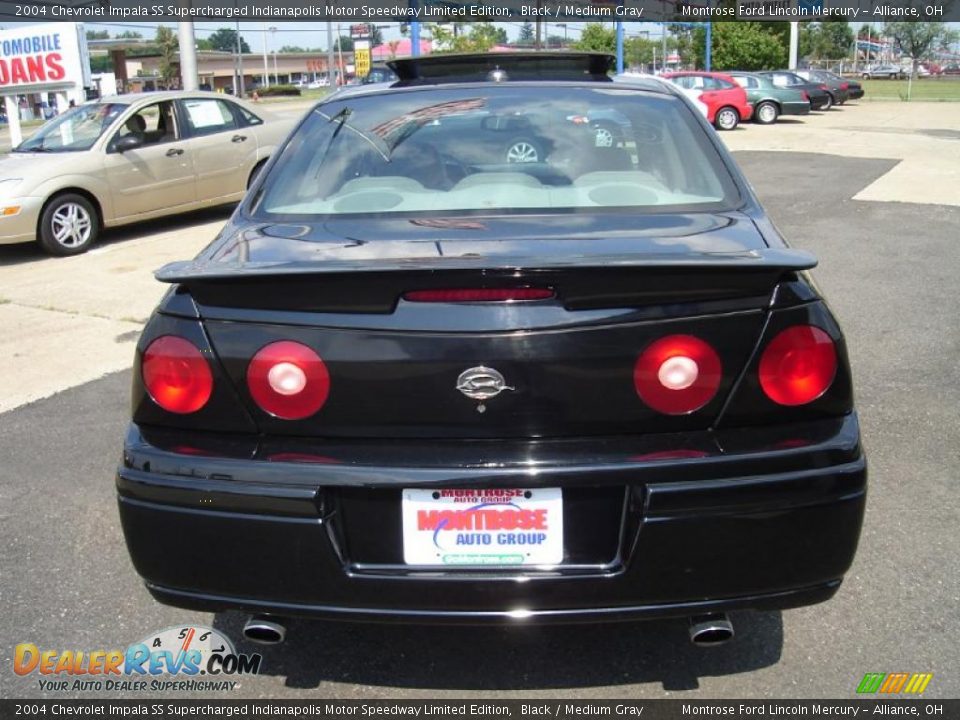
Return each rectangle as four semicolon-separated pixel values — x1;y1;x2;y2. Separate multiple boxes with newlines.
178;22;198;91
326;20;335;86
262;23;270;88
235;19;244;97
270;27;278;84
788;21;799;70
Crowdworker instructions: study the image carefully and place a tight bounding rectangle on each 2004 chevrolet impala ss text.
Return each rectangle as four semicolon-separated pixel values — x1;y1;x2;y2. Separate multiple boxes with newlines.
117;53;866;646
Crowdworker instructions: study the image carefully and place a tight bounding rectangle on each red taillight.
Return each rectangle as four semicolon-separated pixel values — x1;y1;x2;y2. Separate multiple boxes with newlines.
633;335;722;415
840;82;849;90
247;341;330;420
801;90;810;101
403;288;555;303
759;326;837;406
142;336;213;414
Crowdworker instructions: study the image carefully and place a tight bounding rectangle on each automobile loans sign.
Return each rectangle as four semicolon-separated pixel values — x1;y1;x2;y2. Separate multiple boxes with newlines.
0;23;89;92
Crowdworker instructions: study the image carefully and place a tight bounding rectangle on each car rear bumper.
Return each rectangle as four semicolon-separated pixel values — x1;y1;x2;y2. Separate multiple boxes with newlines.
847;89;864;100
117;414;866;624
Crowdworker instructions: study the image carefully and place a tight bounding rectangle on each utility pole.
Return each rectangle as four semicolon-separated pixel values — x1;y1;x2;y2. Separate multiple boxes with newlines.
662;23;668;72
788;21;799;70
705;22;712;71
235;20;244;97
178;22;198;91
262;23;270;88
410;19;421;57
326;21;335;85
616;21;624;74
337;23;345;84
535;4;542;50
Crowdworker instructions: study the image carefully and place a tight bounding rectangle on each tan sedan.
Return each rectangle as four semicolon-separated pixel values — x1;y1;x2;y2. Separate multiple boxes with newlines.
0;91;298;255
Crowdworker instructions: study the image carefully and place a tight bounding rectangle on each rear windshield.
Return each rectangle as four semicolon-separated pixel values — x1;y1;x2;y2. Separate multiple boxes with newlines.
253;85;739;219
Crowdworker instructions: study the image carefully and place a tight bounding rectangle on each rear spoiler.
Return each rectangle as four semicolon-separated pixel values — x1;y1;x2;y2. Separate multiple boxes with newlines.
387;52;615;84
155;248;816;284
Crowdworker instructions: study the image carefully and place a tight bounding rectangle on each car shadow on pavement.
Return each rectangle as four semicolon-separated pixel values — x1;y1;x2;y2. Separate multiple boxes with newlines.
0;205;234;267
213;610;783;691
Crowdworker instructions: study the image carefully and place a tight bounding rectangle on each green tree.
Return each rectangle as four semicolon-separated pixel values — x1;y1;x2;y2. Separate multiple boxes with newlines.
519;22;535;43
155;26;178;89
334;35;354;51
574;23;616;54
86;29;110;40
370;25;384;48
667;24;696;67
801;21;853;62
625;36;657;69
710;22;786;71
885;22;956;79
430;22;504;54
90;56;112;72
207;27;250;54
279;45;306;53
116;30;143;40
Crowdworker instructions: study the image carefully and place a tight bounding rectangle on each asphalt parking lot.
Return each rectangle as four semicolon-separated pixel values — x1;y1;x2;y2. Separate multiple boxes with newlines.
2;102;959;699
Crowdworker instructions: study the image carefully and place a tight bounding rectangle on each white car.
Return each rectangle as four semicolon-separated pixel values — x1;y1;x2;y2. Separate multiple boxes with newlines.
615;72;709;119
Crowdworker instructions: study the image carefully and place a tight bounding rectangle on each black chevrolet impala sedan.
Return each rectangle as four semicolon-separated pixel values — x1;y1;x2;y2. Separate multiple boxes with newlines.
118;54;866;645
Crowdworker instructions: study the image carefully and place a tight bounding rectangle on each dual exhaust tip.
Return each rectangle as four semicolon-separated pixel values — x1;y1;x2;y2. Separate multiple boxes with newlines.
240;612;733;647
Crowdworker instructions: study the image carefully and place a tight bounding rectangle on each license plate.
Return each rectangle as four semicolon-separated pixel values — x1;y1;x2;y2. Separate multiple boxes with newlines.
401;488;563;566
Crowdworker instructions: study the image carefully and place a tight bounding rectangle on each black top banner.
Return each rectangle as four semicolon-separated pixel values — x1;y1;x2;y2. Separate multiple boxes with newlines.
0;699;958;718
0;0;958;22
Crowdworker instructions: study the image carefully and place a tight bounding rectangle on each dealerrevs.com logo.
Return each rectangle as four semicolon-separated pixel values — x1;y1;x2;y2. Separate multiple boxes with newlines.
14;626;262;692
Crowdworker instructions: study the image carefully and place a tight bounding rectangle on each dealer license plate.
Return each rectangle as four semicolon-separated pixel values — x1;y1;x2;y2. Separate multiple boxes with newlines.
401;488;563;566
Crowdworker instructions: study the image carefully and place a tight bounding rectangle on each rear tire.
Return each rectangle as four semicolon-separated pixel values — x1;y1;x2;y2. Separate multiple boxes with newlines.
754;101;779;125
247;160;267;190
505;137;543;164
821;93;834;111
592;123;619;148
714;106;739;131
38;193;99;256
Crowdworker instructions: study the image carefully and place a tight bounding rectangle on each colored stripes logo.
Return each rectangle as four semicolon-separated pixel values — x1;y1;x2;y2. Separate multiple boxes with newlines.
857;672;933;694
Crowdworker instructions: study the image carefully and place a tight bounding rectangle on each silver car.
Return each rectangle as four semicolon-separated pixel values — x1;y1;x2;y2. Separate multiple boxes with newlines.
0;92;297;255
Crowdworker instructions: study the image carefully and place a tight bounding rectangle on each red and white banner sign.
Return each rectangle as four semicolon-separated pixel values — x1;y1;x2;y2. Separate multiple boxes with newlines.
0;23;89;92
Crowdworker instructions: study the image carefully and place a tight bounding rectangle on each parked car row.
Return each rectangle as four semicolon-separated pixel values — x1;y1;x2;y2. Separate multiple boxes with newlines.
653;68;863;131
860;62;949;78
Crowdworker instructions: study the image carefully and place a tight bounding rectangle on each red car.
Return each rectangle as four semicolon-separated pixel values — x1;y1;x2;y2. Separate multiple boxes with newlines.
662;72;753;131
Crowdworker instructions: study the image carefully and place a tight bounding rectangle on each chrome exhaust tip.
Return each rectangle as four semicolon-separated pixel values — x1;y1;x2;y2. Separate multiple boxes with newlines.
688;613;734;647
242;615;287;645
